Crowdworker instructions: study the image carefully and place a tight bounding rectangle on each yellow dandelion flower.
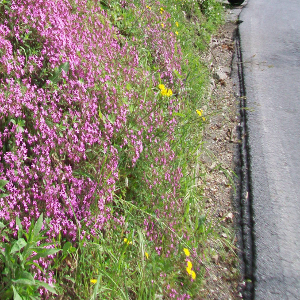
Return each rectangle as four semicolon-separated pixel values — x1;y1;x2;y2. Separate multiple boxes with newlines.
146;5;151;9
160;89;167;96
160;88;172;97
158;84;165;90
145;252;149;259
158;84;172;97
191;270;196;280
202;117;206;121
176;22;179;27
186;266;192;275
175;31;179;35
183;248;190;257
187;260;193;269
196;109;203;117
90;279;97;284
161;23;165;28
160;7;164;14
166;88;173;96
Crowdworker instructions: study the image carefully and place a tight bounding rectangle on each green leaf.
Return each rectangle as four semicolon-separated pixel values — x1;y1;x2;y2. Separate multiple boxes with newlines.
16;252;24;262
16;217;23;239
0;250;6;262
18;119;25;127
24;261;44;273
36;281;57;295
98;108;103;120
48;62;69;83
64;275;75;283
33;248;60;260
49;67;60;83
12;278;34;285
12;286;22;300
172;112;186;118
16;119;25;133
2;266;10;275
33;213;43;238
62;242;72;255
16;125;24;133
0;221;5;228
11;238;27;254
69;246;76;253
129;105;134;113
0;193;9;198
59;61;70;74
107;114;116;124
18;270;35;283
0;179;8;190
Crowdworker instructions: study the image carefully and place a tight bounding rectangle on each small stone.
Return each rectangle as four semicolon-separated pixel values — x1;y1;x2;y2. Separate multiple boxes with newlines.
219;66;231;75
212;254;219;264
225;212;234;223
214;68;228;81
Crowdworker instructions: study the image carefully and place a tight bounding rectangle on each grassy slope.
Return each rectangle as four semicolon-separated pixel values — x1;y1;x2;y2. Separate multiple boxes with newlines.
0;0;228;299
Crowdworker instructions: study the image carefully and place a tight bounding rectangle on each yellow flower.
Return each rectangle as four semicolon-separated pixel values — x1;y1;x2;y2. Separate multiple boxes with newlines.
191;270;196;280
202;117;206;121
161;23;165;28
146;5;151;9
160;88;172;97
186;266;192;275
158;84;172;97
175;22;179;27
187;260;193;269
185;260;196;280
166;89;173;96
175;31;179;35
196;109;203;117
90;279;97;284
183;248;190;257
160;7;164;14
124;238;132;245
145;252;149;259
158;84;165;90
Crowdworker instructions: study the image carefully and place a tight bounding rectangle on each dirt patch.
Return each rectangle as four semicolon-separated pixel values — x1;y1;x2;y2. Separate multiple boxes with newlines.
197;14;246;300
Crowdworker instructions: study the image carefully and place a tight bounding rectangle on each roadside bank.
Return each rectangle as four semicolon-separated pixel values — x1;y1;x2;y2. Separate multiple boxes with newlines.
198;2;254;298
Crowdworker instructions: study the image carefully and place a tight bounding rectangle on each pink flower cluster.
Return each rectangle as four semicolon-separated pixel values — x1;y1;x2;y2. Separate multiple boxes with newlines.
0;0;184;248
1;0;134;239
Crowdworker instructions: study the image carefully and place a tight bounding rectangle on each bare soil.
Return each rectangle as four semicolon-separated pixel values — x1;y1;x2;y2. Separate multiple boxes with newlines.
197;15;245;300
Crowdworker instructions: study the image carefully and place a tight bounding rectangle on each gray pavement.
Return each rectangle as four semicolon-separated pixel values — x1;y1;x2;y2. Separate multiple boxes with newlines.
239;0;300;299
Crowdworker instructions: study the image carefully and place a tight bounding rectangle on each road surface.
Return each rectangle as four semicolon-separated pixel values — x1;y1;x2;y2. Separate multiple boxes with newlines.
239;0;300;299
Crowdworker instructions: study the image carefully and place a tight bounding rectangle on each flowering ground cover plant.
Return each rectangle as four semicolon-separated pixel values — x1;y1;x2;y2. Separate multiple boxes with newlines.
0;0;223;298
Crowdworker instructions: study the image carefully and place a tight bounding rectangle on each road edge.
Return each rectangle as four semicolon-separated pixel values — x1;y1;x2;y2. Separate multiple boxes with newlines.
232;21;256;300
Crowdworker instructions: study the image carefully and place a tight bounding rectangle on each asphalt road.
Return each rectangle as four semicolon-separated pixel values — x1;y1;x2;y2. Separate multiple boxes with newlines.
239;0;300;299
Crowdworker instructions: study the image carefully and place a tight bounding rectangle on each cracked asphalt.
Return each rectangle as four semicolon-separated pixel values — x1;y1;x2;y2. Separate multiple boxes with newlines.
238;0;300;298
